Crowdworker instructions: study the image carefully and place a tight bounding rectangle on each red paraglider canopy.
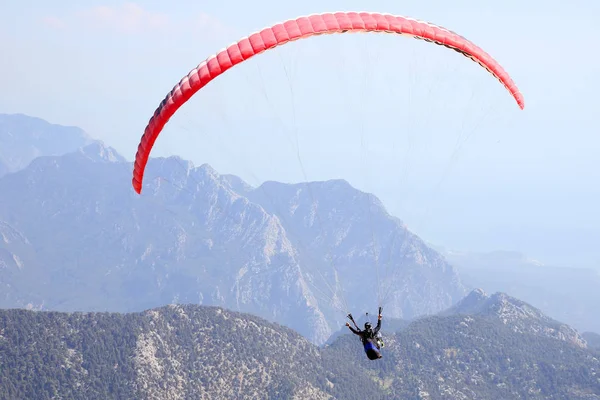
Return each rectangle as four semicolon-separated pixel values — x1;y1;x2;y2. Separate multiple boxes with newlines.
132;11;524;194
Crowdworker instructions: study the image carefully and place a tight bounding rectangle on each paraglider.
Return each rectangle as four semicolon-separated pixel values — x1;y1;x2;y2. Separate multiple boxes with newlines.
346;307;384;360
130;11;524;358
131;11;524;195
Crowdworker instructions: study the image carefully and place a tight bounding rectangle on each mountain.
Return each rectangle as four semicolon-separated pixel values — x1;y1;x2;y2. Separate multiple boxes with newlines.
249;180;464;320
329;290;599;399
1;298;599;400
442;248;600;335
441;288;586;348
0;114;467;344
0;146;327;342
0;113;93;177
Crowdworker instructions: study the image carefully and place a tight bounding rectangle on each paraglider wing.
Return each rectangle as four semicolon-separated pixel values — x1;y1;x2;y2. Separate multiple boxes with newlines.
132;11;524;194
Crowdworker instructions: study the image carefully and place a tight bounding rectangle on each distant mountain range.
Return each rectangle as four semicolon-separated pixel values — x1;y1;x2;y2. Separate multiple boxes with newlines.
0;113;92;177
0;290;598;399
441;248;600;335
0;113;466;344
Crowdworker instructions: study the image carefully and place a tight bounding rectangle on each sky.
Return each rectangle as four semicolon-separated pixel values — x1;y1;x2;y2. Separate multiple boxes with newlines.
1;0;599;268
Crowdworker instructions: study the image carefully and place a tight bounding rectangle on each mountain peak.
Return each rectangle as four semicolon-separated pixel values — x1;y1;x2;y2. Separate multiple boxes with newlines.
196;163;221;183
446;289;543;319
221;174;254;195
150;155;194;174
198;163;216;174
0;113;94;174
443;289;587;348
78;141;126;163
0;113;92;140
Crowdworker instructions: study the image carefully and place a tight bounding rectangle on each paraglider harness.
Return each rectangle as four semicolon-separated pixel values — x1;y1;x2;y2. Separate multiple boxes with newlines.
347;306;384;349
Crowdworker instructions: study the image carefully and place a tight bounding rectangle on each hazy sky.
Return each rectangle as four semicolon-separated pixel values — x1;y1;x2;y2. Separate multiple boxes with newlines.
1;0;599;268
